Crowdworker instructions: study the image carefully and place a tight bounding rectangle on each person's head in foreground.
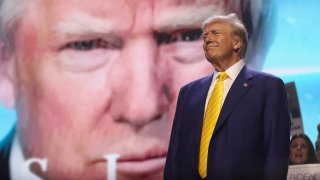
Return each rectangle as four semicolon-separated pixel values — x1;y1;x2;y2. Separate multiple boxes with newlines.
0;0;275;179
289;134;317;165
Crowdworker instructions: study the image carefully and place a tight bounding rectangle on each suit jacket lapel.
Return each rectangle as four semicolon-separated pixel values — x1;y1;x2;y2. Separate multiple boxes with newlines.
213;66;254;136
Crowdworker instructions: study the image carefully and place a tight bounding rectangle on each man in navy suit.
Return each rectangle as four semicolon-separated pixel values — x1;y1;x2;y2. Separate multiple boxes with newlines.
164;13;290;180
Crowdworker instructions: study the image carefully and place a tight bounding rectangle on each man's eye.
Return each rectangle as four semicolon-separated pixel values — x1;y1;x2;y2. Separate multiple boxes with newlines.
181;29;202;41
156;33;173;45
61;39;119;51
155;29;202;45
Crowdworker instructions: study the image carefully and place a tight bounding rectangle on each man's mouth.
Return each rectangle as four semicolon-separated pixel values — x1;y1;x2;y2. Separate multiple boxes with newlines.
117;152;167;176
90;149;167;176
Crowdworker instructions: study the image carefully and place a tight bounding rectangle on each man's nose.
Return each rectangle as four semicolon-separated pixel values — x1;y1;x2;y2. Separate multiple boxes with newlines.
111;37;165;130
204;36;213;44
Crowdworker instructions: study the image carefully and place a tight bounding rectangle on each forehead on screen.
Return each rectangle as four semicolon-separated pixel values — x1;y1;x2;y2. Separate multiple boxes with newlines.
9;0;234;36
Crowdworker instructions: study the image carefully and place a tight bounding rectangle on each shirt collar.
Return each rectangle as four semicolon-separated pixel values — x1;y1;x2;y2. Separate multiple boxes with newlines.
213;59;245;81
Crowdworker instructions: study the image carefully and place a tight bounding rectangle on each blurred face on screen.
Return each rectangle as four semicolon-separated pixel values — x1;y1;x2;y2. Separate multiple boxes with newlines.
2;0;240;179
289;137;309;164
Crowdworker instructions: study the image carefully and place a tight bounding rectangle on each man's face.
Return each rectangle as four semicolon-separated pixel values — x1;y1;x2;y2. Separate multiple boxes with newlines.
7;0;234;179
289;137;309;164
202;22;236;65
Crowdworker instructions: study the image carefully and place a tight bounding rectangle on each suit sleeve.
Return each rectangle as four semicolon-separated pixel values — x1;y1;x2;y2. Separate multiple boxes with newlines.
263;78;291;180
164;88;184;180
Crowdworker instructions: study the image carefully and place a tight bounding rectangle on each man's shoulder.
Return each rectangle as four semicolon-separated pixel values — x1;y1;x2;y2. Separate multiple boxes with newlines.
244;67;286;94
180;74;213;91
247;68;284;85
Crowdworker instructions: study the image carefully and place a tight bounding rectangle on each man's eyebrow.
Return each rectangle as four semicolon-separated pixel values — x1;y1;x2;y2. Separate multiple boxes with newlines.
154;5;225;32
52;10;125;38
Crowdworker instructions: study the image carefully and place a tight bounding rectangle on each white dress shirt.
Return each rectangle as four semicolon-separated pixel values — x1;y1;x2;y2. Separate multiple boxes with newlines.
204;60;245;111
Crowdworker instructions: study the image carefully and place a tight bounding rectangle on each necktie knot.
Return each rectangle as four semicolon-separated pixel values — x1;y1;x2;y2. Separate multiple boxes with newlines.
218;72;228;81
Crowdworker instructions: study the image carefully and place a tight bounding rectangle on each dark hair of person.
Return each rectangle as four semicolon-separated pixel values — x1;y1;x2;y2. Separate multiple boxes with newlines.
315;124;320;151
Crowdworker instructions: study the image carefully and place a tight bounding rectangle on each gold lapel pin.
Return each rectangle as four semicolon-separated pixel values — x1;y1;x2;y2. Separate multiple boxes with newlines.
243;83;248;87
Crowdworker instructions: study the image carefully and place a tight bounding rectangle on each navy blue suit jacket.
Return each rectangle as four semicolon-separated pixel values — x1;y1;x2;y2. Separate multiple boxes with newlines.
164;66;290;180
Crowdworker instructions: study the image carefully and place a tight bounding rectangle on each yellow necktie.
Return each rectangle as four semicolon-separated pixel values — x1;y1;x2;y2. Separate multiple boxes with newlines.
199;72;228;178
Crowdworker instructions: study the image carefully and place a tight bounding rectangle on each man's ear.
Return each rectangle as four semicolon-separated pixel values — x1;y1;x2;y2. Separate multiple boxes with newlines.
0;42;16;108
233;36;243;51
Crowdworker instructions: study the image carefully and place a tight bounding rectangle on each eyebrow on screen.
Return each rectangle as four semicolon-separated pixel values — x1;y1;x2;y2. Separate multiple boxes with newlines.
154;5;225;32
52;11;125;39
